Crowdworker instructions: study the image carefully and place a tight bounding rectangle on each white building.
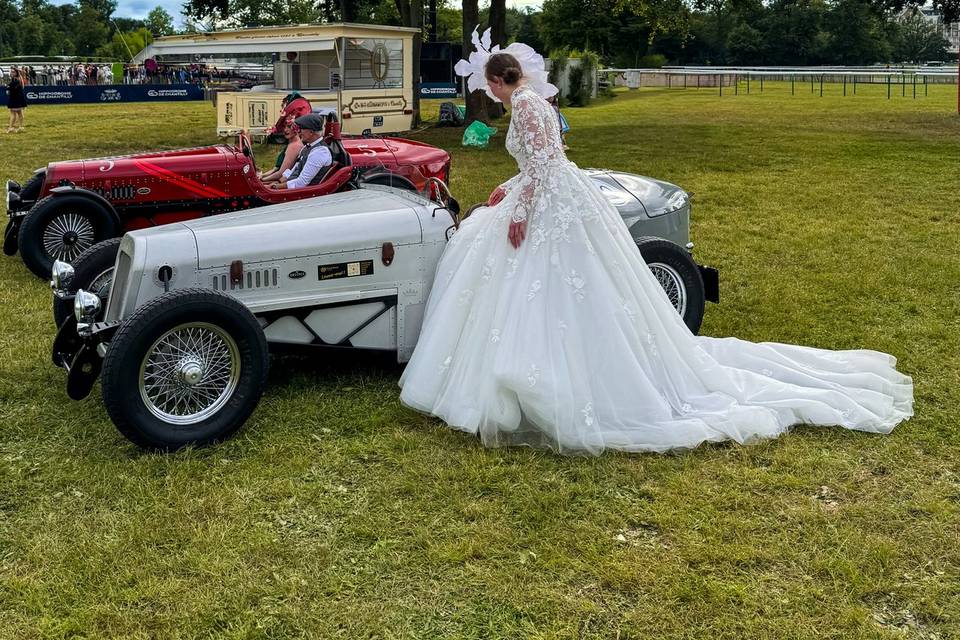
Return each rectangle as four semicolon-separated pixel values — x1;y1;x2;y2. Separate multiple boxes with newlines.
913;4;960;55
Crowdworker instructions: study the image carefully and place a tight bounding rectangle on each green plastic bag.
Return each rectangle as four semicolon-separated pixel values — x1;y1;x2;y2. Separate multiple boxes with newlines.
462;120;498;148
456;105;466;119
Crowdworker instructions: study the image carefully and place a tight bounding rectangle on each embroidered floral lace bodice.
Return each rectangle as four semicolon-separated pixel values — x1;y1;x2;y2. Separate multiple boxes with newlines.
502;85;567;223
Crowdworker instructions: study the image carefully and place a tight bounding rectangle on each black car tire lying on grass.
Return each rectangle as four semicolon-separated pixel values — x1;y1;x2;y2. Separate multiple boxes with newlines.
18;193;118;279
636;236;707;335
52;237;121;328
101;288;269;451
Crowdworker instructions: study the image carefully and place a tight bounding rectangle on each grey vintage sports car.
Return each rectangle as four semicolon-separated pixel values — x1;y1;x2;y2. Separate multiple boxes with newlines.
50;172;718;449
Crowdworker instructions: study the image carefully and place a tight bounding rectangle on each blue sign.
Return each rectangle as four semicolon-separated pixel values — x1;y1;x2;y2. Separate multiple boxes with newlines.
419;82;458;98
0;84;205;106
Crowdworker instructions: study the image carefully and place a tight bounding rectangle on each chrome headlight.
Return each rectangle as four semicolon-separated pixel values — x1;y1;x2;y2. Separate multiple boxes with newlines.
51;260;75;291
6;189;19;214
663;190;690;215
74;289;101;324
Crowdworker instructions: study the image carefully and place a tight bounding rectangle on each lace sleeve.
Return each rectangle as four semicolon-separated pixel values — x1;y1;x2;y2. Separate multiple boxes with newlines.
510;90;558;224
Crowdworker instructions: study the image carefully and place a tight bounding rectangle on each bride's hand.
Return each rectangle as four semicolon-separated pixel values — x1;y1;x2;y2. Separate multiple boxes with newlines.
508;219;526;249
487;186;506;207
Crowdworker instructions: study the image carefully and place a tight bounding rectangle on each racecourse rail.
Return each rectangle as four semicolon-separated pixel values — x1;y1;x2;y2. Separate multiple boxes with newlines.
602;66;960;111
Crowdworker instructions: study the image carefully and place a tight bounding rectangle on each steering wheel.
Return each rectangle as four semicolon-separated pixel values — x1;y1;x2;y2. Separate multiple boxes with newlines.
238;131;259;176
238;131;252;157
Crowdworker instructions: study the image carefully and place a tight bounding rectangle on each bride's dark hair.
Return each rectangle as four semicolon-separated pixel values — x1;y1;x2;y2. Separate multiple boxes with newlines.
485;53;523;84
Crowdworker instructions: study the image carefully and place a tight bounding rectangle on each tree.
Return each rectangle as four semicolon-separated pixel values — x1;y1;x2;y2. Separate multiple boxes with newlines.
145;7;174;36
74;4;110;55
78;0;116;20
17;13;45;55
514;8;544;52
761;0;826;65
485;0;506;119
96;26;152;60
893;10;950;62
393;0;423;125
462;0;487;125
725;21;763;64
821;0;891;64
436;1;462;42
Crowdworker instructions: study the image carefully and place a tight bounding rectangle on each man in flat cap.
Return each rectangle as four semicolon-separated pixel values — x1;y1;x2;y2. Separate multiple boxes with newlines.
271;113;333;190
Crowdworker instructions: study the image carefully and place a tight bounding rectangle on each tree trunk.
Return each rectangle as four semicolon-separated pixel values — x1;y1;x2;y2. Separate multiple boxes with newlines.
395;0;422;126
462;0;486;125
485;0;506;120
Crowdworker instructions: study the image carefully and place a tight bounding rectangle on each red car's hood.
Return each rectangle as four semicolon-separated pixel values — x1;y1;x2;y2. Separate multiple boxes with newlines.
46;145;231;184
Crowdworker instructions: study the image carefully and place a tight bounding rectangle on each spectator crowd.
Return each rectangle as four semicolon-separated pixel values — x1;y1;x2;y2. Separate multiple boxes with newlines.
0;63;258;87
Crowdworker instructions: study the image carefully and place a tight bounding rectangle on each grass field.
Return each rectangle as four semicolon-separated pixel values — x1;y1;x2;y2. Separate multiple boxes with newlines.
1;83;959;639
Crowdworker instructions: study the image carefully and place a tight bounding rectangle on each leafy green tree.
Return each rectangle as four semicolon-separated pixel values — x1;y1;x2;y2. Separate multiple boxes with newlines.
96;26;152;60
821;0;891;64
540;0;623;58
514;7;544;51
74;4;110;55
725;21;763;63
78;0;116;20
893;11;950;62
17;13;46;55
145;7;174;36
761;0;826;65
436;1;463;42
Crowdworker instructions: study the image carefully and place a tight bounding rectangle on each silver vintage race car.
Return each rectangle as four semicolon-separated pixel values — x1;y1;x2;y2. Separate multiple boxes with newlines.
50;172;719;449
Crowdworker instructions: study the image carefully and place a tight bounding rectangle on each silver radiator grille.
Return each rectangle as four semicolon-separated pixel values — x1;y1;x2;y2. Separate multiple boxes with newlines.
212;268;279;291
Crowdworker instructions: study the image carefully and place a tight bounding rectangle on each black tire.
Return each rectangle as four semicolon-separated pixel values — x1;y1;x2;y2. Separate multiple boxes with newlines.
101;288;269;451
636;236;706;335
19;194;118;279
19;170;46;203
359;172;418;192
52;237;122;328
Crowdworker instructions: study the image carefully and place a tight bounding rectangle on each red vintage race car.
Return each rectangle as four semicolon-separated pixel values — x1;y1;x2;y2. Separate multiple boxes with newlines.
4;115;450;278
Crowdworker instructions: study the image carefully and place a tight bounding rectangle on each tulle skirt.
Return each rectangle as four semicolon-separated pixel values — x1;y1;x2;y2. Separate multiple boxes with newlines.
398;162;913;455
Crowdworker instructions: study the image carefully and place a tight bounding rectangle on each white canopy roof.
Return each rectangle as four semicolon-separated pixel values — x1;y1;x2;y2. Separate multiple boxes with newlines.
134;36;335;62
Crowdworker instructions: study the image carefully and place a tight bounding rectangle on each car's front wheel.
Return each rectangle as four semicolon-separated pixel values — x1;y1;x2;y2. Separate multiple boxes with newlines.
18;194;118;278
101;288;269;451
636;236;707;335
52;237;121;328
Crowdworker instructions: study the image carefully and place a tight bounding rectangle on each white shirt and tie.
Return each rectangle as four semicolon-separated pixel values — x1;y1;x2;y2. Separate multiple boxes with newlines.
282;139;333;189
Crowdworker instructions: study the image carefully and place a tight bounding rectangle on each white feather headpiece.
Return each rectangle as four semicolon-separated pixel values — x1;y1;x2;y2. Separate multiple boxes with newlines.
453;27;559;102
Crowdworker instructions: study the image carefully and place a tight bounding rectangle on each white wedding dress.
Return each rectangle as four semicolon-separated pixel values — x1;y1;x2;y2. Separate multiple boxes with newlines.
399;85;913;455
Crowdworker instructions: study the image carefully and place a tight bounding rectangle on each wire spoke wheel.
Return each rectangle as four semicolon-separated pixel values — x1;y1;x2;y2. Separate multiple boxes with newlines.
648;262;687;317
139;322;241;426
42;212;95;262
88;267;114;301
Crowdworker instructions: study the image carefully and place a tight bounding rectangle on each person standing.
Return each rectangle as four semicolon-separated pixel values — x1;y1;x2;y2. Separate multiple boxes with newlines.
399;47;913;455
6;66;27;133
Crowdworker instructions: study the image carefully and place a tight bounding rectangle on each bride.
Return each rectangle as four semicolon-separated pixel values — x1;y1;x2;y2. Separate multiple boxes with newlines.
398;41;913;455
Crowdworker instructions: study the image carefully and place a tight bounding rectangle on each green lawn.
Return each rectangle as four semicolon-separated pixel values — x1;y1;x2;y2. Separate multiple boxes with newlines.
1;84;958;639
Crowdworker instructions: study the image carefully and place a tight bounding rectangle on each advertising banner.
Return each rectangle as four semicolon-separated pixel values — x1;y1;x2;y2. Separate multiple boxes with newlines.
0;83;205;106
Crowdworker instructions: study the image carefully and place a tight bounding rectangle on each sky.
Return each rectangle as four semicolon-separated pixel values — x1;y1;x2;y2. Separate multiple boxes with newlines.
47;0;545;27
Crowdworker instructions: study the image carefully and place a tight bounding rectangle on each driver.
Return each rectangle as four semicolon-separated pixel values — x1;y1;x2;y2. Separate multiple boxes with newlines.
271;114;332;190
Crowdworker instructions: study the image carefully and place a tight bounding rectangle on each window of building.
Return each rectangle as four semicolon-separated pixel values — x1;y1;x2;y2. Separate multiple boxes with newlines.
343;38;404;90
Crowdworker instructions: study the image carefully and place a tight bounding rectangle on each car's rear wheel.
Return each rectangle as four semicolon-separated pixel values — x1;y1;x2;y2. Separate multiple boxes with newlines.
101;288;269;451
19;194;117;278
52;237;121;328
636;236;706;335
